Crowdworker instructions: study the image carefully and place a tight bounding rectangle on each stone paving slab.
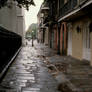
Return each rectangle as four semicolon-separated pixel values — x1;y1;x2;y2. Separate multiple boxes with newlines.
0;40;60;92
33;41;92;92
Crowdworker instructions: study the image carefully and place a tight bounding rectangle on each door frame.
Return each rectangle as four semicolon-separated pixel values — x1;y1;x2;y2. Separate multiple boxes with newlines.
83;21;91;61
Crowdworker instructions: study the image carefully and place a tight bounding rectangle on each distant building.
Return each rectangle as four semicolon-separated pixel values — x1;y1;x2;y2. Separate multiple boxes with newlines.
0;0;25;44
37;0;58;47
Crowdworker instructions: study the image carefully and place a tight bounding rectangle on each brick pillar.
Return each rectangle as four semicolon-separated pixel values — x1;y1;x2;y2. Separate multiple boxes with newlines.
64;22;67;55
54;25;58;50
60;22;67;55
60;24;63;54
57;23;61;54
56;26;58;50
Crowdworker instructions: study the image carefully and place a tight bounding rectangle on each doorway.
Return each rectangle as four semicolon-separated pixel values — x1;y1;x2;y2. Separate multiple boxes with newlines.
83;22;91;61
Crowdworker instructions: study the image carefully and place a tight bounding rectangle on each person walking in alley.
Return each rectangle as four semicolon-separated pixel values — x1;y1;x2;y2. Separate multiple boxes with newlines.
32;36;34;46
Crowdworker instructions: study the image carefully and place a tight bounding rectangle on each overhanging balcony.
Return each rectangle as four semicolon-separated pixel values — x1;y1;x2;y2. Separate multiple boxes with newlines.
58;0;78;18
40;2;49;13
79;0;88;4
58;0;91;22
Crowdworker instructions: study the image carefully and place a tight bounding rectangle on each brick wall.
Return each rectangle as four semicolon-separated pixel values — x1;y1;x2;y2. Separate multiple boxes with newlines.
54;25;58;50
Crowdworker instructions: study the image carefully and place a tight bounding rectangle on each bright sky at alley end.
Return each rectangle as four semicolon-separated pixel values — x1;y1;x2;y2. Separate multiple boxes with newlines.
25;0;43;31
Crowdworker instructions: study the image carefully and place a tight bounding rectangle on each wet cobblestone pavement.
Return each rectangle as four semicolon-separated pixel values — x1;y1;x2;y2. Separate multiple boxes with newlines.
0;40;60;92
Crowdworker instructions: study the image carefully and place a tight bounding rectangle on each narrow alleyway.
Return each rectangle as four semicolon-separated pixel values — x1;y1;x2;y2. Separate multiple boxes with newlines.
0;40;60;92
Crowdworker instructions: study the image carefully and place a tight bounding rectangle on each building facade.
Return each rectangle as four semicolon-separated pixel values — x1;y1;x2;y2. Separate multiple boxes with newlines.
58;0;92;64
37;1;49;44
0;1;25;44
38;0;92;65
37;0;58;48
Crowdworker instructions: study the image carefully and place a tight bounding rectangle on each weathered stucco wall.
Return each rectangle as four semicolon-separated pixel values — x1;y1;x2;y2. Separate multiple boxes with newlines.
72;21;83;60
0;3;25;44
69;17;92;64
44;28;49;45
0;6;17;32
54;27;58;50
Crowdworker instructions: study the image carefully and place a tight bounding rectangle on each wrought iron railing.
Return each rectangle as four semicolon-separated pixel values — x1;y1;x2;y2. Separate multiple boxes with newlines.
79;0;88;3
79;0;89;5
59;0;78;18
43;0;57;24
